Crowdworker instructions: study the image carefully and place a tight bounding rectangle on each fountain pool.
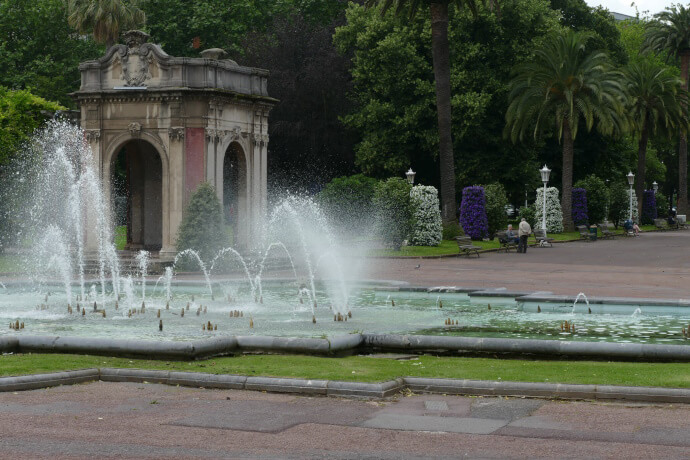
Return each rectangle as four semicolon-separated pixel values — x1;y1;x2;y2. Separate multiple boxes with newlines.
2;283;690;345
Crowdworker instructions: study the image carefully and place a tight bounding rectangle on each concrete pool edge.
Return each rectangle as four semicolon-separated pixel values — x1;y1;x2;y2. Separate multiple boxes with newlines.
0;368;688;403
2;333;690;360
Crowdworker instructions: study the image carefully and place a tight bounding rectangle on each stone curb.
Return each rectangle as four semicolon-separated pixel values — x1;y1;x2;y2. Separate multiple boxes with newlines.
245;376;329;394
0;368;99;392
327;378;404;398
2;369;690;403
403;377;690;404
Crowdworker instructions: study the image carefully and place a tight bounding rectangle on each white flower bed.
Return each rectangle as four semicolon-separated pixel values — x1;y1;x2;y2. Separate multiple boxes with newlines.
534;186;564;233
410;185;442;246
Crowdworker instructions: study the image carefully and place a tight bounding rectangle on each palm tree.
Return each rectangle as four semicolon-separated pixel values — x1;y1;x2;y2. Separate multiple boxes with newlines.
624;61;688;216
66;0;146;49
505;30;627;231
364;0;484;225
643;4;690;215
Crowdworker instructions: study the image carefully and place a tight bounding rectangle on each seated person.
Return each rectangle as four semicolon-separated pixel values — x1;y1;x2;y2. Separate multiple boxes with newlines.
668;211;677;227
506;224;519;244
624;219;640;236
623;219;634;233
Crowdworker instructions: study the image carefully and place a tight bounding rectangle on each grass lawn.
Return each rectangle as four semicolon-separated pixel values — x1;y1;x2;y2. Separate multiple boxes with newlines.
1;353;689;388
369;224;658;257
114;225;127;250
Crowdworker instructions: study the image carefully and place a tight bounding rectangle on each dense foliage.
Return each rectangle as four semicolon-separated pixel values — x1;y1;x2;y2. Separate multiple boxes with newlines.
534;186;563;233
574;175;609;225
571;188;588;226
459;186;488;240
373;178;413;249
0;87;63;165
317;174;379;236
656;193;669;218
483;183;508;238
409;185;442;246
519;204;537;229
241;12;355;192
176;182;228;262
506;30;627;231
641;190;657;224
643;4;690;215
0;88;63;248
608;182;638;227
0;0;102;106
67;0;145;48
334;0;560;201
142;0;345;57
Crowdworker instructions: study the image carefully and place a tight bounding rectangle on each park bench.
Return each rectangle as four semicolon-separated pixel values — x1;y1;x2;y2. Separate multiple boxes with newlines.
455;236;481;258
576;225;596;241
496;231;518;252
654;218;670;231
599;222;615;239
532;228;554;247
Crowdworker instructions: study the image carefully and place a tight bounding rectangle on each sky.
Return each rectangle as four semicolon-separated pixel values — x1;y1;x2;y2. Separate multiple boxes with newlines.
584;0;676;17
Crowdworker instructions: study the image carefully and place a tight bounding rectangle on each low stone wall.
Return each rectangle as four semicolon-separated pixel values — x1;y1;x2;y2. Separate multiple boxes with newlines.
3;333;690;361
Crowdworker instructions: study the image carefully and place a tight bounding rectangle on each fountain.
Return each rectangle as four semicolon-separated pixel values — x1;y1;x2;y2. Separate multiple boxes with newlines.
572;292;589;314
2;121;690;347
0;121;366;338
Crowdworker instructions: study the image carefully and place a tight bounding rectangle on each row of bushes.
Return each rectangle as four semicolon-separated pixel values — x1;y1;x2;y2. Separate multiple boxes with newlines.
319;174;442;249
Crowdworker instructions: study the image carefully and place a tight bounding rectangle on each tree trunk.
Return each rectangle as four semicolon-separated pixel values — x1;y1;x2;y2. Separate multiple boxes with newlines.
678;51;690;216
636;113;649;219
430;3;456;225
561;122;575;232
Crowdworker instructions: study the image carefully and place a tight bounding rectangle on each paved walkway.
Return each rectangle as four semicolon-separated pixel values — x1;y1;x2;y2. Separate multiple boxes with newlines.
1;381;689;459
366;230;690;300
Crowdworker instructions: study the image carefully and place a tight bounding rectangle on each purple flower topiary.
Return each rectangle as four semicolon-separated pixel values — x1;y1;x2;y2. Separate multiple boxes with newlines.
642;190;657;224
571;188;588;226
459;186;488;240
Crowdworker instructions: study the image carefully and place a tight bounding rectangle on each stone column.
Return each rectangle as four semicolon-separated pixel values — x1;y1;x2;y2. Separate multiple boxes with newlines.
251;133;263;245
205;128;219;188
83;128;102;253
161;126;185;258
261;134;268;221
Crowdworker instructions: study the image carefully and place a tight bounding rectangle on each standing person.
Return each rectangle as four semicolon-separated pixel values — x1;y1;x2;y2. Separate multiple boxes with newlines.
518;218;531;253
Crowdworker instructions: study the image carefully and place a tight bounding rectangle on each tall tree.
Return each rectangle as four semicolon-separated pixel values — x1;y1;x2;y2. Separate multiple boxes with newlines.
66;0;145;48
643;4;690;215
505;30;627;231
623;61;687;215
0;0;102;106
335;0;560;203
364;0;484;225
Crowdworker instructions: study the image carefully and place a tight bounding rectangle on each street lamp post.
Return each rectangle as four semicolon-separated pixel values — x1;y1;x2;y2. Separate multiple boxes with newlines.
524;184;528;208
653;181;659;195
627;171;635;221
405;168;416;185
539;165;551;232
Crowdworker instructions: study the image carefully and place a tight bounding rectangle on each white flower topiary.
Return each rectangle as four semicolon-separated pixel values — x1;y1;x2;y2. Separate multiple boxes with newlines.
631;190;639;222
410;185;442;246
534;186;564;233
